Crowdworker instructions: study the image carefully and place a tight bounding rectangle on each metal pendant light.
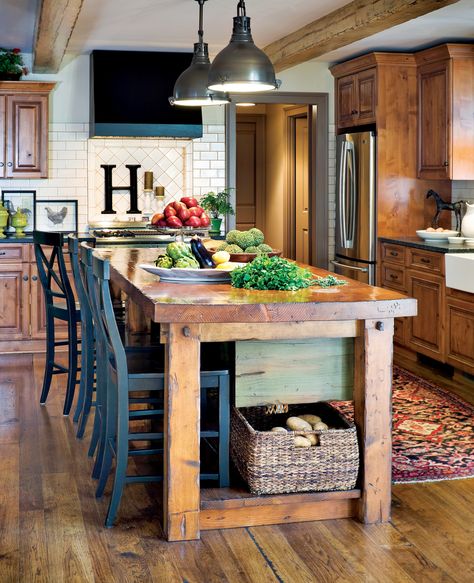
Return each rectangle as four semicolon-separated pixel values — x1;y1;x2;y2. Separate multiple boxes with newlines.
169;0;229;106
207;0;281;93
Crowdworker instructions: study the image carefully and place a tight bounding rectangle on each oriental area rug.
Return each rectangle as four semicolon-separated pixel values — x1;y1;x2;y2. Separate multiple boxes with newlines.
331;366;474;484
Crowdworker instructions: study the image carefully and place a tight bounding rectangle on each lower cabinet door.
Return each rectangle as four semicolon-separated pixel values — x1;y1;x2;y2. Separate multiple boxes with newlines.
446;297;474;373
406;269;445;359
0;263;30;340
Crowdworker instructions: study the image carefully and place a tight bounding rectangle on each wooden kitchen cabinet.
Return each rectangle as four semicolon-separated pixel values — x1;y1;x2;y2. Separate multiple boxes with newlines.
335;68;376;129
446;288;474;372
0;82;55;179
416;44;474;180
0;242;74;350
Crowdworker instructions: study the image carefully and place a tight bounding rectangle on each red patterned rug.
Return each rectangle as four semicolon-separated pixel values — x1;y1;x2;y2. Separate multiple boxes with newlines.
331;366;474;484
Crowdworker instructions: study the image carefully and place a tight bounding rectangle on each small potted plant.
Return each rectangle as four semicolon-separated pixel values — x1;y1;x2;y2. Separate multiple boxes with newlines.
0;48;28;81
200;189;235;235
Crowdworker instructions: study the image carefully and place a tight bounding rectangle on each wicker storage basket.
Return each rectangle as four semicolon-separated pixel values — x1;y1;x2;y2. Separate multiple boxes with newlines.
230;402;359;495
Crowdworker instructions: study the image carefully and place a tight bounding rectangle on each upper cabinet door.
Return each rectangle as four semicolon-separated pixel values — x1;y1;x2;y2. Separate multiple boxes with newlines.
417;60;450;179
356;69;377;124
336;75;357;128
5;94;48;178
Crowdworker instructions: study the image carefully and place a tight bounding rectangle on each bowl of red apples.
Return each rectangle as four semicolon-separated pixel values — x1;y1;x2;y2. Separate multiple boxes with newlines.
150;197;211;230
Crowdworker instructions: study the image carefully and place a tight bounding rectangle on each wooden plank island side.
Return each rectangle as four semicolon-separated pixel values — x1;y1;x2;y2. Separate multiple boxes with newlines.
97;247;417;541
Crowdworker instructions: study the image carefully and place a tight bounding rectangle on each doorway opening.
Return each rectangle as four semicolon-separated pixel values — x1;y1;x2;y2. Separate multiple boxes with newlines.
226;92;328;268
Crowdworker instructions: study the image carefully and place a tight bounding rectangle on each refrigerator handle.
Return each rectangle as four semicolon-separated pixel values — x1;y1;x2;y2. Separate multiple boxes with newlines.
330;260;368;273
346;141;357;246
338;140;348;248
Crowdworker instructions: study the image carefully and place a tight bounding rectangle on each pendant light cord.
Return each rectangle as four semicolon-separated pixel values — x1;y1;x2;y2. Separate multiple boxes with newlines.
197;0;206;44
237;0;246;17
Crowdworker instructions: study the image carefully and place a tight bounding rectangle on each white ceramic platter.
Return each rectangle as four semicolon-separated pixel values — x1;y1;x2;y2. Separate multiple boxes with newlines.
139;263;232;283
416;229;459;241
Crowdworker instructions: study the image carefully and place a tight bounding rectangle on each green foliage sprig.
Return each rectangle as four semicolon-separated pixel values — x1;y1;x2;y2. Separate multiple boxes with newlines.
0;48;27;76
200;189;235;219
230;255;347;291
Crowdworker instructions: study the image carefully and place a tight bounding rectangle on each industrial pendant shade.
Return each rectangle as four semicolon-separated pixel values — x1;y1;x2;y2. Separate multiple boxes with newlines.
208;0;280;93
169;0;229;106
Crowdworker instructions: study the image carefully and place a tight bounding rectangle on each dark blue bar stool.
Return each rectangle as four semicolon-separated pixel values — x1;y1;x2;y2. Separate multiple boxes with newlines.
68;235;95;437
90;252;230;527
34;230;81;416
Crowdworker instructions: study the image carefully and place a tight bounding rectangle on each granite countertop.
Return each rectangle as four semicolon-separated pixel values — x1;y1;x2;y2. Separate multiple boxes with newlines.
379;236;474;254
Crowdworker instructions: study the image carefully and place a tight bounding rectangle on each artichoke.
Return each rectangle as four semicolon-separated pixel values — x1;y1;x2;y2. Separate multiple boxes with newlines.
155;255;173;268
225;244;244;253
174;257;200;269
244;246;260;254
216;242;229;251
166;241;194;261
258;243;273;253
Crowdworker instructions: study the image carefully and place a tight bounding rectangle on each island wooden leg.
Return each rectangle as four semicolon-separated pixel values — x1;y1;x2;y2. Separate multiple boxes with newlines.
353;318;394;524
163;323;201;541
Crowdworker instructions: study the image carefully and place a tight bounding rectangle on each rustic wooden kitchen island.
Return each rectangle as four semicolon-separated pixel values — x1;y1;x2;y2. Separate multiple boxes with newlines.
98;247;416;541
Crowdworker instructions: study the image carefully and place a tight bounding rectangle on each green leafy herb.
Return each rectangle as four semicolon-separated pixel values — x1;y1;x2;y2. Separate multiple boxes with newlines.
230;255;347;291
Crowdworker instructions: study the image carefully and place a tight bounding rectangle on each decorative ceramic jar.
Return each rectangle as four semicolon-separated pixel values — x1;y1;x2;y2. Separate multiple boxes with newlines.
0;202;8;238
461;202;474;238
11;210;28;237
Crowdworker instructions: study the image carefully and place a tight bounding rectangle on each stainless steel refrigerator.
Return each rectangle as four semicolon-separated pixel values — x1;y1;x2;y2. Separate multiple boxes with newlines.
332;130;376;285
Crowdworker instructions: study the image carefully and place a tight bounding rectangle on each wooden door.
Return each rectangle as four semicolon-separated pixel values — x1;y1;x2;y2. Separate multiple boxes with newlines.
406;269;445;359
0;263;30;340
356;69;377;124
6;94;48;178
336;75;356;128
236;115;265;231
418;60;450;179
294;116;309;263
0;94;5;178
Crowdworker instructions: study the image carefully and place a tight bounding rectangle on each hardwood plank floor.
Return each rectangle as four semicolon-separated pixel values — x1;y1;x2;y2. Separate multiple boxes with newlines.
0;353;473;583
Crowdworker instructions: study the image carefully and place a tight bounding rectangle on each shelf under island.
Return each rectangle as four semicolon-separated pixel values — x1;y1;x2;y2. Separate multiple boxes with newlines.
97;247;417;541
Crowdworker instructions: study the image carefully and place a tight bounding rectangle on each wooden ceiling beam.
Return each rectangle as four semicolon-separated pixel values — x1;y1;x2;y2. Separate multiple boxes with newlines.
264;0;461;72
33;0;84;73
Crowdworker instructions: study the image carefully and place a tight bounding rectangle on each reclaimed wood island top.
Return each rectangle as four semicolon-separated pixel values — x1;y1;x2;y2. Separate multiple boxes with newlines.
98;247;417;541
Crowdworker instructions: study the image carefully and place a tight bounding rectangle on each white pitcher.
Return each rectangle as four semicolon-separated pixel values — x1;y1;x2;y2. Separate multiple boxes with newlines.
461;202;474;237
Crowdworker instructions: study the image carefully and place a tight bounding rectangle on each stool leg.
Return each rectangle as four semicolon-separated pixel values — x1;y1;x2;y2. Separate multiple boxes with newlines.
218;374;230;488
73;323;87;423
77;333;95;438
40;310;55;406
95;370;117;493
63;319;79;416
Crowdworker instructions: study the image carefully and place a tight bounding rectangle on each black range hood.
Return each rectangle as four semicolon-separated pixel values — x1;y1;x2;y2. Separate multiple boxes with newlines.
90;50;203;138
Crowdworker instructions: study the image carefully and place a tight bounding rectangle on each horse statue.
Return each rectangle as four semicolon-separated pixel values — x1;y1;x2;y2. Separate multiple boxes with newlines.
426;189;464;232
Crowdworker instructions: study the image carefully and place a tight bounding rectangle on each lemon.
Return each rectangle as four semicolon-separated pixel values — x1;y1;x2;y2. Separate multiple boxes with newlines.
215;261;239;271
212;250;231;265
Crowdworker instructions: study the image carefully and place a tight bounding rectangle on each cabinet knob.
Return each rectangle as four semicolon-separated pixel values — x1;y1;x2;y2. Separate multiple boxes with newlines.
31;275;38;281
420;258;431;264
23;275;29;281
443;161;449;167
389;251;398;257
7;162;12;167
0;162;4;167
389;273;399;280
27;153;32;157
351;109;358;115
0;251;6;256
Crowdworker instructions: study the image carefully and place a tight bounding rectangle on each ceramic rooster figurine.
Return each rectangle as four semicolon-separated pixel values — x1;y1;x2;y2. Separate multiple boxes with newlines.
45;206;68;225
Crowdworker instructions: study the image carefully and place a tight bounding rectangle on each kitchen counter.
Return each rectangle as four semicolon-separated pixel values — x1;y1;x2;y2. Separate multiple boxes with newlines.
379;236;474;253
99;246;416;541
0;233;95;244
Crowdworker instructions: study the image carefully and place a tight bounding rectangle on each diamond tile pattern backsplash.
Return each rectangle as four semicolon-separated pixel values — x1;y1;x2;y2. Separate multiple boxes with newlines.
88;139;193;220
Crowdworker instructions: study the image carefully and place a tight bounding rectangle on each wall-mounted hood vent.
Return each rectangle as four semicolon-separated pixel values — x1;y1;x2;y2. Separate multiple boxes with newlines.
90;50;203;138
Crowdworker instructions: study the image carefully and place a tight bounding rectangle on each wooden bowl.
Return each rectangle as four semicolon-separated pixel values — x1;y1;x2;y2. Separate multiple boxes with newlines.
209;248;282;263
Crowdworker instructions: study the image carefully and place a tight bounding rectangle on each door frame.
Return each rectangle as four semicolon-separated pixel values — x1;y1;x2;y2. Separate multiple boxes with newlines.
226;92;328;269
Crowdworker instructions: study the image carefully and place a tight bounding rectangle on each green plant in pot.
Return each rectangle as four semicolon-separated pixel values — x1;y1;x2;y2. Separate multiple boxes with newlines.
0;48;28;80
200;189;234;236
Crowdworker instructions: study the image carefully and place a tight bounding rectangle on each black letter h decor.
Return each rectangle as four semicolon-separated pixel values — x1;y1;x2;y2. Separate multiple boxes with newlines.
101;164;141;214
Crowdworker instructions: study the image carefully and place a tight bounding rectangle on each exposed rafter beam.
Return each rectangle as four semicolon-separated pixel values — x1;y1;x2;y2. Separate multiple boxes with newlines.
33;0;84;73
264;0;461;72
